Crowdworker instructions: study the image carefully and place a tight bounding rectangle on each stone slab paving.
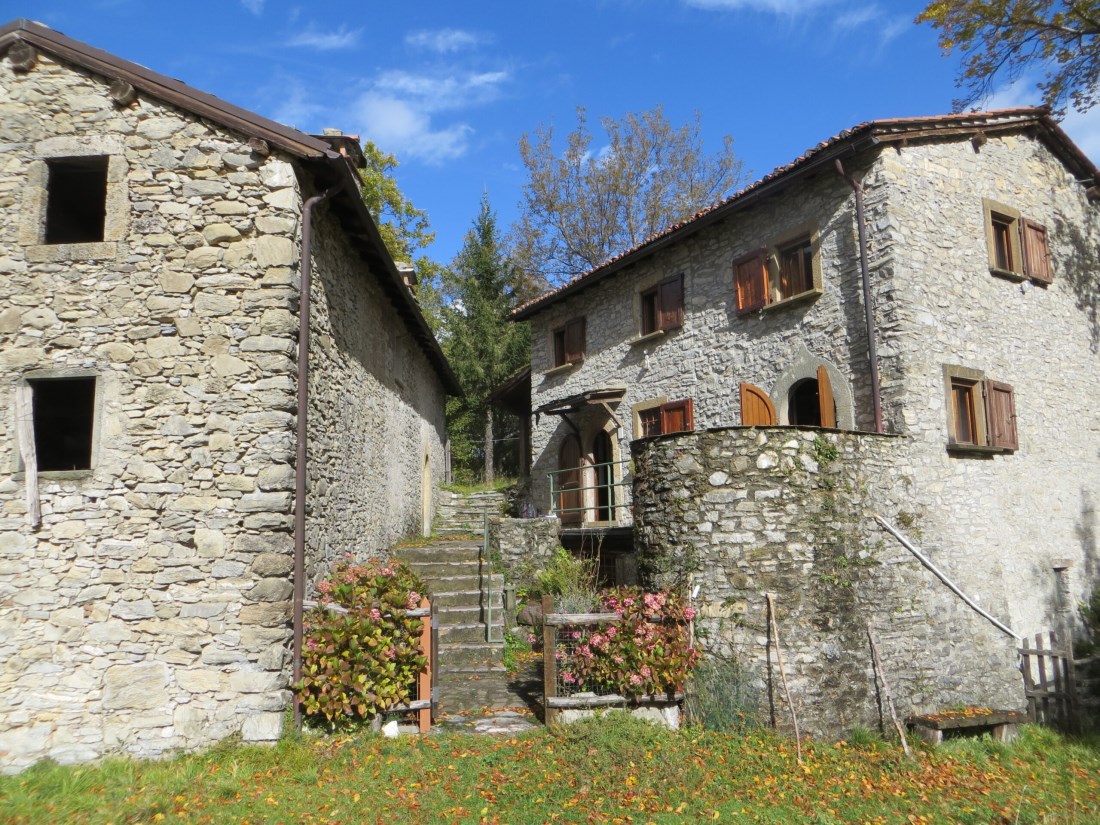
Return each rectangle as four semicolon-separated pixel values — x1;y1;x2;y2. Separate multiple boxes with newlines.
431;709;539;736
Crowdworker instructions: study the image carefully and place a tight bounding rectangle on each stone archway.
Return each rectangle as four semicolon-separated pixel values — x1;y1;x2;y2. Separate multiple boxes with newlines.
771;344;855;429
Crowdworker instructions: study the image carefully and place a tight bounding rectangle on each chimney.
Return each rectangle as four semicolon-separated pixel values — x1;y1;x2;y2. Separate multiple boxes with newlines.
395;262;418;295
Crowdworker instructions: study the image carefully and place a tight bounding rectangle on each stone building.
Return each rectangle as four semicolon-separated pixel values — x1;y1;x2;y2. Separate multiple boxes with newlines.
0;19;458;772
512;110;1100;734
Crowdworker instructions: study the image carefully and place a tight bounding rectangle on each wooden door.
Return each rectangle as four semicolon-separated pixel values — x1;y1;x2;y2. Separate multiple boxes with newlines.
558;435;583;526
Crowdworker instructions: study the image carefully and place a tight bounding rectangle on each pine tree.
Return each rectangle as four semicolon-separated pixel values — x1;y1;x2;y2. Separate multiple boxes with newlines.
443;196;530;484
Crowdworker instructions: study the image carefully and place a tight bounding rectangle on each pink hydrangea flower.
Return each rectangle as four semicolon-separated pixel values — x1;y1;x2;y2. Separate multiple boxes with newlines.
629;674;643;686
683;607;696;620
407;591;421;609
369;608;382;621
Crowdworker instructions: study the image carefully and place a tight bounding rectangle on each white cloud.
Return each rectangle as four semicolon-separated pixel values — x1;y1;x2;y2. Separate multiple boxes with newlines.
683;0;834;12
241;0;265;15
349;69;508;165
981;77;1100;162
833;5;879;31
405;28;486;53
287;24;362;50
355;94;472;164
270;80;328;129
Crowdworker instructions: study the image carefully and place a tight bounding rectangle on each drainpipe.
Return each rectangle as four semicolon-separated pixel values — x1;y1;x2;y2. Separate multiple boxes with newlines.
835;159;884;434
293;182;343;731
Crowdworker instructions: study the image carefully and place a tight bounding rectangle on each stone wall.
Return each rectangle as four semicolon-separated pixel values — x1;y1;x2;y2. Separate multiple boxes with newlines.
304;198;446;574
489;516;560;583
0;47;448;772
526;157;889;517
632;427;1023;738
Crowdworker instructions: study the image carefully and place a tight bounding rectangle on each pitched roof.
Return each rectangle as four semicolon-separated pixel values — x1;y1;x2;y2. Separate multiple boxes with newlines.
511;108;1099;321
0;18;460;394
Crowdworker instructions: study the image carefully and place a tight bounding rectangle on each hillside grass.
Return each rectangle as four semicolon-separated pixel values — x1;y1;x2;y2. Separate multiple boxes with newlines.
2;717;1099;824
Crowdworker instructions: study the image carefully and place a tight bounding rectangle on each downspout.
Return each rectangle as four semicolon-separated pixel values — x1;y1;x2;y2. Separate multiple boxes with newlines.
293;182;343;731
835;159;884;434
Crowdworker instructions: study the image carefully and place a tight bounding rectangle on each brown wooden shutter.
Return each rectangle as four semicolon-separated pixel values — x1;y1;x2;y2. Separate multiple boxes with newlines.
817;365;837;428
984;380;1018;450
739;383;776;426
1021;219;1053;284
734;250;768;313
564;317;586;363
660;399;694;434
657;275;684;330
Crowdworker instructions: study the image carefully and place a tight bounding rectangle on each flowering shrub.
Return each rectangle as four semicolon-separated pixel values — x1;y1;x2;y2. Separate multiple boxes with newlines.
560;586;699;698
296;556;427;728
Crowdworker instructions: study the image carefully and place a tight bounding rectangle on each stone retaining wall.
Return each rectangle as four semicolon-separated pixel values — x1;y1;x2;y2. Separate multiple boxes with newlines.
632;427;1023;738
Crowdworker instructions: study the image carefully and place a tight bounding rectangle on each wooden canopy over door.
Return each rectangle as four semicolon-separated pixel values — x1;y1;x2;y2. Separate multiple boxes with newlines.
740;383;776;426
557;435;583;526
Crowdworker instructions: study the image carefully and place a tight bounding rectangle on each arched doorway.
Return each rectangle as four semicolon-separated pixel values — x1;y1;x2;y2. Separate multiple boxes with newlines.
592;430;615;522
557;435;583;526
788;378;822;426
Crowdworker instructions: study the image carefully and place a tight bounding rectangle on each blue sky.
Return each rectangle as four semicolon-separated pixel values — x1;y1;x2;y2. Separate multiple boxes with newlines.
13;0;1100;265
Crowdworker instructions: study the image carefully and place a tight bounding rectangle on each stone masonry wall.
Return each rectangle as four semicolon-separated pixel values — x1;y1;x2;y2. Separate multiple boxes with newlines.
0;52;303;771
527;158;891;517
633;427;1023;739
304;199;446;574
874;133;1100;638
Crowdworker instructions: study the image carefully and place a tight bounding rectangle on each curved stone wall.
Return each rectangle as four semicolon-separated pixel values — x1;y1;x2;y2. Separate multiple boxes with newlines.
632;427;1023;738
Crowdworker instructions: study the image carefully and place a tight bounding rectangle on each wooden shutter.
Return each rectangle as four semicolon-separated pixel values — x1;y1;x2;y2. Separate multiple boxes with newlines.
660;399;694;434
984;380;1018;450
739;383;776;426
734;250;768;313
1021;219;1053;284
564;317;586;363
657;275;684;330
817;365;837;428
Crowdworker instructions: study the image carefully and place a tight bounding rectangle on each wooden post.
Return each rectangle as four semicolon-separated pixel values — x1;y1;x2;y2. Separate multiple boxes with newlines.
866;623;911;758
1036;632;1050;725
418;596;432;734
543;595;558;725
1020;637;1036;721
766;594;801;763
1061;630;1080;733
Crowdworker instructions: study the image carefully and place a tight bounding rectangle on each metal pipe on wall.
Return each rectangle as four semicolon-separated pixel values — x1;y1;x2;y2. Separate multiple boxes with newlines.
835;159;884;434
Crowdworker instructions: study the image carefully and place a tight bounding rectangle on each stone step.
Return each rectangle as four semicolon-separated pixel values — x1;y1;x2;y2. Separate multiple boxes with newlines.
437;623;499;643
429;588;490;608
435;676;527;714
437;642;505;669
405;561;484;580
435;605;504;626
398;543;481;563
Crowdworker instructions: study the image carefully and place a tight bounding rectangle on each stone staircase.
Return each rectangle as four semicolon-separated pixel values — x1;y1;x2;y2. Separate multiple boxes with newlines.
434;489;508;536
396;489;529;714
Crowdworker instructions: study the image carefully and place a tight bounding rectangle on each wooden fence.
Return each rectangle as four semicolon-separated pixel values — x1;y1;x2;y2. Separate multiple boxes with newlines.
304;595;434;733
540;594;684;725
1019;631;1077;731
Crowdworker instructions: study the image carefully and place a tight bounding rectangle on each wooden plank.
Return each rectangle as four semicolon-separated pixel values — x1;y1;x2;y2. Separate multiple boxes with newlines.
1036;633;1050;724
1050;630;1066;725
546;692;685;709
388;700;432;712
544;612;620;626
543;595;558;725
1020;640;1037;722
14;384;40;529
907;710;1027;730
418;596;432;734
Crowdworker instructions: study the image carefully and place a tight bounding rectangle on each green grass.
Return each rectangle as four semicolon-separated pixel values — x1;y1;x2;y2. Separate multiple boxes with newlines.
440;477;517;495
3;719;1099;824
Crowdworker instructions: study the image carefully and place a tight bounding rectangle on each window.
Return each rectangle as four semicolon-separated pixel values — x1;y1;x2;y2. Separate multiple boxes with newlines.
982;199;1053;284
635;399;694;438
552;318;586;368
27;376;98;471
943;366;1017;453
45;157;109;244
733;230;821;314
640;275;684;336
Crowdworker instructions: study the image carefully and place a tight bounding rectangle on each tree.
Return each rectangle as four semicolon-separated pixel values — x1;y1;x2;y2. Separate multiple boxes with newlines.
443;196;530;484
917;1;1100;114
357;140;446;331
512;106;746;288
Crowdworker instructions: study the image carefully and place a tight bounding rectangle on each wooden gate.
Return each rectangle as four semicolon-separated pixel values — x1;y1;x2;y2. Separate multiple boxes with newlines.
1019;631;1078;731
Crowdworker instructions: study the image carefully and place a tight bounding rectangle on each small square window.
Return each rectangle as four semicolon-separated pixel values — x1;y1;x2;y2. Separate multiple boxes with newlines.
639;275;684;336
45;157;109;244
28;376;97;471
733;230;821;314
943;365;1017;454
551;318;586;368
633;398;694;438
982;199;1054;284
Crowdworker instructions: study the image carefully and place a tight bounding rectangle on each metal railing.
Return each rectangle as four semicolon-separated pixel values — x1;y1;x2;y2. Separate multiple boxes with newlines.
547;459;632;526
